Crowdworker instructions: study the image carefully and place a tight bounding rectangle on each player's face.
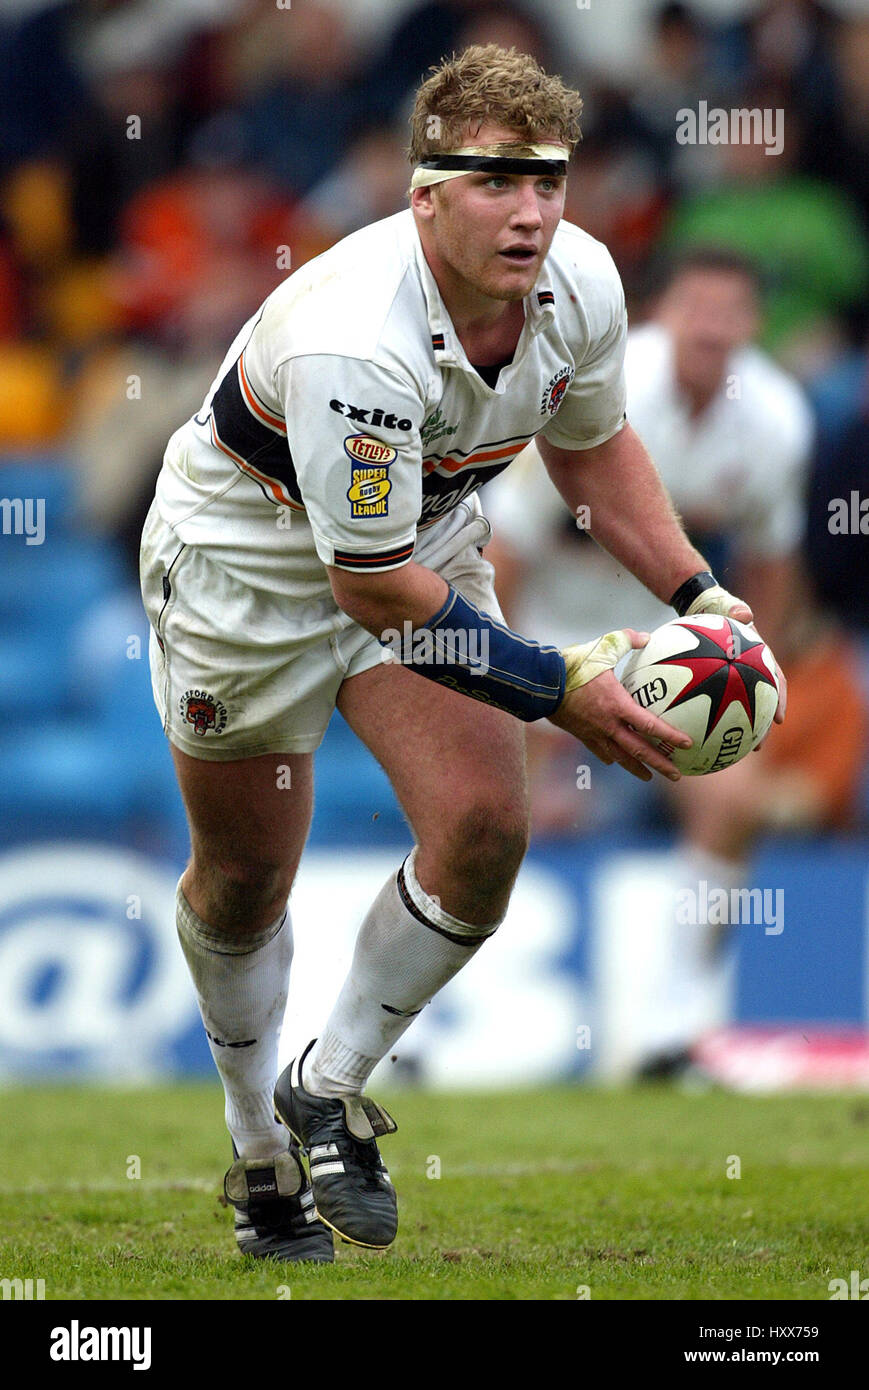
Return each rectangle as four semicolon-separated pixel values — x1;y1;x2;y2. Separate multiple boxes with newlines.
421;124;566;303
659;270;760;394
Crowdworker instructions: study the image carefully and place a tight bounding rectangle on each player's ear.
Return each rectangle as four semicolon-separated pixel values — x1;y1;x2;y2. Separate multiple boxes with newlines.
410;185;437;220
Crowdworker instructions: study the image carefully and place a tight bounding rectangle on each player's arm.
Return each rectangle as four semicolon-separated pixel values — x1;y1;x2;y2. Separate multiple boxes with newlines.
537;425;733;610
537;426;786;726
327;559;692;782
329;559;448;636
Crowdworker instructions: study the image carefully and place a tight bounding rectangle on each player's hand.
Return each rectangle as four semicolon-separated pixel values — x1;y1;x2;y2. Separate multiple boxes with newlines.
684;587;786;728
550;629;692;781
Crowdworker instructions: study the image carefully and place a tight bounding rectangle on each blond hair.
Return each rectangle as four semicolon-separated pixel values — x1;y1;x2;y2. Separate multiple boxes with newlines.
408;44;582;166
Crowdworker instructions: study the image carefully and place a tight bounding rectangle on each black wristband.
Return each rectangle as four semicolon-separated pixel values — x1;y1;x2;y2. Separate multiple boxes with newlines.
669;571;717;616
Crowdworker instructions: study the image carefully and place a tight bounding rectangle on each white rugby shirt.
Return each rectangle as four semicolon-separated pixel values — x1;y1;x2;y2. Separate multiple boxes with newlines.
153;207;628;599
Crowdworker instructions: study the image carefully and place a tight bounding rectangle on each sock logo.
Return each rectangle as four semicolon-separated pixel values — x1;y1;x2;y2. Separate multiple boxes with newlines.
205;1029;257;1048
381;1003;423;1018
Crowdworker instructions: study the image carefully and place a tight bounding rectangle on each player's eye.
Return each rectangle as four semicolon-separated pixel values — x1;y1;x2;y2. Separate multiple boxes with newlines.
485;176;510;189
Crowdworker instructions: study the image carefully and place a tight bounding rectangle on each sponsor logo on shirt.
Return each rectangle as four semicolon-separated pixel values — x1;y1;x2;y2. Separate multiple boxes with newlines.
541;365;574;414
345;436;394;517
330;399;412;431
348;468;392;517
420;406;460;447
344;435;397;466
419;469;492;524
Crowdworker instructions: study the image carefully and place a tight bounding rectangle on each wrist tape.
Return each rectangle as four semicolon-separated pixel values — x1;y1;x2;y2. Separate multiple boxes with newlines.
562;629;636;694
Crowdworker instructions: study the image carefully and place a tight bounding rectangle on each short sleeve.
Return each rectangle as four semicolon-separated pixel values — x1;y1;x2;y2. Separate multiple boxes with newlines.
276;354;425;572
541;255;628;451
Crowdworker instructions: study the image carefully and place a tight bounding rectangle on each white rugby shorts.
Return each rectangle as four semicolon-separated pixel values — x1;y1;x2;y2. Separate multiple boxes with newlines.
140;500;503;760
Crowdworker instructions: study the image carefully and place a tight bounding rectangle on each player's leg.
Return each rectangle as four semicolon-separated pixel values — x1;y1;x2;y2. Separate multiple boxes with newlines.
142;505;339;1256
274;661;528;1247
141;512;323;1159
312;658;529;1092
343;659;529;914
174;745;314;936
668;755;763;865
171;745;313;1159
171;745;333;1259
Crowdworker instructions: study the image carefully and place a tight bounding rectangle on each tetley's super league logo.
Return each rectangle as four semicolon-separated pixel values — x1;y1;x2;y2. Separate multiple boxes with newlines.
345;434;396;518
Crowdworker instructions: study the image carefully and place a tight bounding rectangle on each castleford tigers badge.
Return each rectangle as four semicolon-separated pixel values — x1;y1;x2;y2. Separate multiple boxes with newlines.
345;435;395;518
541;365;574;415
180;689;228;737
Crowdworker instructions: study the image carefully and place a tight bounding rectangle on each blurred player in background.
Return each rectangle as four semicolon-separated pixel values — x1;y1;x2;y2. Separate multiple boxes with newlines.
140;44;782;1261
485;248;865;1076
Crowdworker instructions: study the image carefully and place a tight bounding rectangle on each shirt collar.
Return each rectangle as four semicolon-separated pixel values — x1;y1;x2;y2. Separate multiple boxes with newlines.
409;215;558;372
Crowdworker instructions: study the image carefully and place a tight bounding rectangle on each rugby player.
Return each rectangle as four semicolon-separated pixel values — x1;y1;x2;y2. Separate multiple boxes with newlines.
140;45;782;1261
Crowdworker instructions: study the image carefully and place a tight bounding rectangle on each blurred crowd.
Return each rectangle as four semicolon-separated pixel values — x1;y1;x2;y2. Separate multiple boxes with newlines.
1;0;867;848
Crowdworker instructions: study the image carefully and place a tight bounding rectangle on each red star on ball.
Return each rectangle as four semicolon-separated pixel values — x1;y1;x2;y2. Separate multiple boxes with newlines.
660;620;774;742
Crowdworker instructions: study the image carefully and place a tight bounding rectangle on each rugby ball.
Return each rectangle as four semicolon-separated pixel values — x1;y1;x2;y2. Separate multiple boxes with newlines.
619;615;779;776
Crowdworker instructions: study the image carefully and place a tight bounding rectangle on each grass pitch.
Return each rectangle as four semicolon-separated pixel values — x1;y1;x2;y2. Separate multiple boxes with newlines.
0;1083;865;1301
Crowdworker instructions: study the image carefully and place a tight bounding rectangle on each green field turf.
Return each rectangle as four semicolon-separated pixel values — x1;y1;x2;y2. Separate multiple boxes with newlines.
0;1083;866;1301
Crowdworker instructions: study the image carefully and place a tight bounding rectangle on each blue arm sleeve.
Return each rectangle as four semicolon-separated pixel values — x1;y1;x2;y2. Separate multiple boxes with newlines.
379;584;567;722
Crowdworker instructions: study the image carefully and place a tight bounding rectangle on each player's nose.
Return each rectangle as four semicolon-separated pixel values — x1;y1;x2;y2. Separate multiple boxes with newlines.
509;181;544;228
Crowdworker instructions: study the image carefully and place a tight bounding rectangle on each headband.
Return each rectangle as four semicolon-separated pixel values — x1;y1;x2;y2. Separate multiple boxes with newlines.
411;142;570;190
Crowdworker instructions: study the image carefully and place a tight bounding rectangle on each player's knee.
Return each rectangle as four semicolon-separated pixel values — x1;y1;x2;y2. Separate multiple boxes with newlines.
195;853;295;932
447;796;529;885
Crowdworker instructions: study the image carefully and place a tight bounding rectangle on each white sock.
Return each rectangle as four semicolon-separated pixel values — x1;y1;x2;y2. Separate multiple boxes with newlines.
304;848;503;1097
176;882;292;1159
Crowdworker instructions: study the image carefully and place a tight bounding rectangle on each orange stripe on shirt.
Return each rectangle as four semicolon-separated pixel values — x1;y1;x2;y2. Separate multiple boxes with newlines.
210;417;303;509
423;438;532;476
238;353;287;433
